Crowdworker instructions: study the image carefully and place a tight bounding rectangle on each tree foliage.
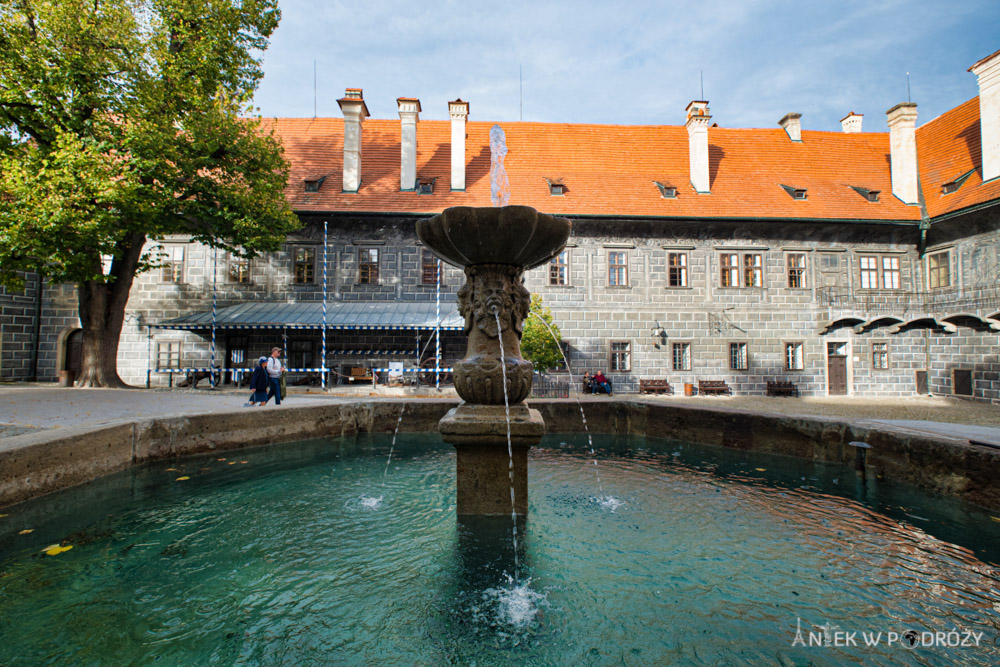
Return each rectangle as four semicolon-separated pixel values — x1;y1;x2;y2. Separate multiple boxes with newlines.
0;0;299;386
520;294;564;373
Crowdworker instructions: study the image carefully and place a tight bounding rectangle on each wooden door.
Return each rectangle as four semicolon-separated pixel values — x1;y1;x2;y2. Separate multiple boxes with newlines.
827;354;847;395
65;329;82;374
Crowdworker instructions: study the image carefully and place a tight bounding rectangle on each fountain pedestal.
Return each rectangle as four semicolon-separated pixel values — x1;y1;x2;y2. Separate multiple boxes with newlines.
416;206;571;517
440;404;544;515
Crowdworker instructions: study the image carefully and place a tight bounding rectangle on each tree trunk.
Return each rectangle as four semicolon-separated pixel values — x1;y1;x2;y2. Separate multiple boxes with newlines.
74;232;147;388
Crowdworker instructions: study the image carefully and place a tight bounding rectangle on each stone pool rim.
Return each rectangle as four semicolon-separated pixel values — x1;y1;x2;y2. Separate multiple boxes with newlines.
1;398;998;511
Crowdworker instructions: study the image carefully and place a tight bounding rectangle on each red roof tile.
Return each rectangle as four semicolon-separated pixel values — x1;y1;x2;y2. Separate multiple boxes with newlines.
917;97;1000;219
258;107;993;223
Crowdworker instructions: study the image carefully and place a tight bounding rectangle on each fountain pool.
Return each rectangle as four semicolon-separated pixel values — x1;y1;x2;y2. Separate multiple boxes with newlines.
1;433;997;665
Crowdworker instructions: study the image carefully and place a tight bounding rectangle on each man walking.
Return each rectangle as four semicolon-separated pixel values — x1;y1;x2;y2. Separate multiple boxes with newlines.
264;346;284;406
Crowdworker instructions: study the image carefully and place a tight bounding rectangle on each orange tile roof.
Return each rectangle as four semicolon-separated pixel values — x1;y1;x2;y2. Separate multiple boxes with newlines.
257;107;988;223
917;97;1000;219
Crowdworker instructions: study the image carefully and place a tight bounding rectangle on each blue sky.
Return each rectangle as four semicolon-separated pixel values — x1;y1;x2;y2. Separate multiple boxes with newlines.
252;0;999;132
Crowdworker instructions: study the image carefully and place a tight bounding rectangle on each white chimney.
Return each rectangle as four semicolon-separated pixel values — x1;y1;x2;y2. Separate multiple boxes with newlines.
841;111;863;133
779;113;802;142
686;101;712;194
886;103;919;205
970;49;1000;182
337;88;369;193
397;98;421;191
449;99;469;191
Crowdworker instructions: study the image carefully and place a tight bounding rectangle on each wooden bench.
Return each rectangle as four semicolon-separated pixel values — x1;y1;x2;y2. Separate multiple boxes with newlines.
639;379;673;395
698;380;732;396
767;380;799;397
348;367;373;384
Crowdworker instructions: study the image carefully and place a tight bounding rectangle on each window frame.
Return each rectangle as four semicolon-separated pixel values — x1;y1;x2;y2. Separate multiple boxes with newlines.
358;247;380;285
728;341;748;371
784;341;804;371
289;339;314;370
859;253;903;291
608;251;628;287
293;246;316;284
786;253;806;289
927;251;951;290
227;252;251;284
421;249;443;286
156;340;182;370
672;341;691;371
871;341;890;371
667;252;688;288
609;340;631;372
160;246;185;283
719;252;763;288
549;250;569;286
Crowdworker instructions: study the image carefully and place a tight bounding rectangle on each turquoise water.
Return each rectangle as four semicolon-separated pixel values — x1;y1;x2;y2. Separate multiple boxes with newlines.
0;433;998;665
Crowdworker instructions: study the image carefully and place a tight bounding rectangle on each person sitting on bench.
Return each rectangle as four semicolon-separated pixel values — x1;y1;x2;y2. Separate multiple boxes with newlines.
592;370;613;395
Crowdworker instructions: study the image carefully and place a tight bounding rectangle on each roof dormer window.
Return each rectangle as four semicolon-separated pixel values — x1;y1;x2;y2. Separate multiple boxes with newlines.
416;178;435;195
653;181;677;198
545;178;566;196
850;186;880;202
304;176;326;192
780;184;808;200
941;169;975;195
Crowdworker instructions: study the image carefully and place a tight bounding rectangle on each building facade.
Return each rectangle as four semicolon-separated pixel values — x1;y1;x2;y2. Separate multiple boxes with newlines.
3;52;999;401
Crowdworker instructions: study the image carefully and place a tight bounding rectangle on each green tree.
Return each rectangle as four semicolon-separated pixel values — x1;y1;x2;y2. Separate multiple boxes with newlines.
520;294;564;373
0;0;299;387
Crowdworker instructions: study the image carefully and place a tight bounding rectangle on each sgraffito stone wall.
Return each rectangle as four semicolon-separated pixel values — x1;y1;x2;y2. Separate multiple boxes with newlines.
21;208;1000;401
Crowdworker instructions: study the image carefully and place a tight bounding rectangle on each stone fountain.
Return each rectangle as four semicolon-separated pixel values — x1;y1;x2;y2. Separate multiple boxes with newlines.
416;205;571;515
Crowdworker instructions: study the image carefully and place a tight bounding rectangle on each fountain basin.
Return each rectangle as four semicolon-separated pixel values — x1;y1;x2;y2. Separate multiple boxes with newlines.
415;205;571;270
1;432;997;665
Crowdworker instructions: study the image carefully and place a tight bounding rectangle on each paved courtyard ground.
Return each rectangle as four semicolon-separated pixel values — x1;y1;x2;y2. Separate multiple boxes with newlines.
1;382;998;444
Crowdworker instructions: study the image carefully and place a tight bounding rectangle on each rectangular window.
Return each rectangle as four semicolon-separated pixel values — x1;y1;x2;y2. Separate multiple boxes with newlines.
608;251;628;286
672;342;691;371
872;342;889;370
161;246;185;283
293;247;315;284
289;340;313;369
156;341;181;369
787;253;806;288
729;342;748;370
743;253;763;287
881;256;900;289
549;250;569;286
668;252;688;287
421;250;442;285
859;255;879;289
785;342;804;370
928;252;950;289
720;253;739;287
359;248;379;284
610;340;631;372
227;253;250;283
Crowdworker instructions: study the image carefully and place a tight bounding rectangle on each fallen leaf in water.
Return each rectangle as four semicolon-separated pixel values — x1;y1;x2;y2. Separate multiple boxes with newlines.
175;476;190;481
0;514;8;518
228;462;236;465
240;461;248;464
42;545;73;556
755;468;767;472
992;516;1000;523
18;529;33;535
166;468;179;472
217;458;227;462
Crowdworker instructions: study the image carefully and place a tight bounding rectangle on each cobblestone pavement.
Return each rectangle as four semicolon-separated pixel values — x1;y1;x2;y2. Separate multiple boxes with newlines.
1;383;998;443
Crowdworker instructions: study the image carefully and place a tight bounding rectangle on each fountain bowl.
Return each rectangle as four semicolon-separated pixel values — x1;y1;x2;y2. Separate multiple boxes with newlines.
416;206;571;270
